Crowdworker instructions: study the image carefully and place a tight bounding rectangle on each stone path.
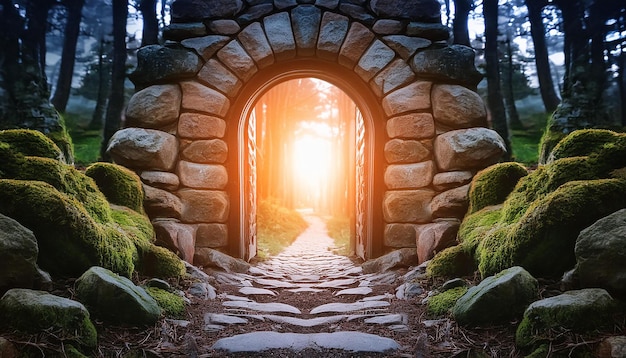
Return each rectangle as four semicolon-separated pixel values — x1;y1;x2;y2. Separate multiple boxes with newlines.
189;215;424;356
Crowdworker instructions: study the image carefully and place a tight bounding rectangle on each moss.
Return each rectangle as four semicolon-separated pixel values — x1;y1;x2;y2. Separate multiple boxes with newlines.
426;245;477;279
111;206;154;245
0;129;63;160
85;163;144;213
426;286;468;316
548;129;620;162
538;125;566;164
145;287;186;318
136;243;186;279
467;162;528;214
475;225;515;278
47;127;74;164
458;206;503;252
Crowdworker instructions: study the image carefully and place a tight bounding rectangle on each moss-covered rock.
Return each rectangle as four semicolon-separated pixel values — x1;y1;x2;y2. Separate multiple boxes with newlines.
426;245;476;279
426;286;468;316
85;163;144;213
137;243;186;279
467;162;528;214
145;286;186;318
0;288;97;348
0;129;63;160
548;129;620;163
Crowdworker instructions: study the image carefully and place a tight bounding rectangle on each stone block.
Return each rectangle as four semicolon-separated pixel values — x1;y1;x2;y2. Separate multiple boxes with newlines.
384;161;434;189
140;171;180;191
383;190;434;223
411;45;482;88
179;189;229;223
382;81;432;116
386;113;435;139
126;85;181;129
238;22;275;68
316;0;338;9
163;22;207;41
143;184;183;219
181;35;229;61
237;4;274;25
406;22;450;41
384;139;430;164
317;12;349;61
384;223;418;248
130;45;201;86
196;223;228;248
339;22;374;68
171;0;243;21
416;220;460;264
181;139;228;163
434;128;506;171
178;161;228;190
432;84;487;129
107;128;178;171
198;59;242;97
181;81;230;117
382;35;431;60
432;171;473;191
217;40;258;82
371;58;416;96
291;5;321;56
208;19;240;35
430;184;470;219
370;0;441;22
339;4;375;24
264;12;297;61
372;19;403;34
355;40;395;82
275;0;298;10
153;220;197;263
178;113;226;139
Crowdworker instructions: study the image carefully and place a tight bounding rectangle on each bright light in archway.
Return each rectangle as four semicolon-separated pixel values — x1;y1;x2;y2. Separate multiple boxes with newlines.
292;128;333;205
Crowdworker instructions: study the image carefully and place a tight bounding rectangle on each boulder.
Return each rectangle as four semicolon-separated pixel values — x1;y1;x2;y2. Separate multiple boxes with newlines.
416;220;459;264
516;289;619;349
0;214;40;293
370;0;441;22
411;45;482;88
361;248;417;273
434;128;507;171
85;162;145;212
384;162;434;189
386;113;435;140
153;219;196;262
384;139;431;163
171;0;243;21
426;286;468;316
432;84;487;129
140;170;180;191
383;190;434;223
467;162;528;214
162;22;207;41
426;245;477;279
194;247;250;273
177;161;228;189
573;208;626;298
107;128;178;171
382;81;432;117
0;129;63;161
125;84;181;129
598;336;626;358
75;266;161;325
452;266;538;326
430;184;470;218
130;45;201;86
181;139;228;164
178;113;227;139
384;224;418;248
143;184;184;219
0;288;97;348
432;171;473;191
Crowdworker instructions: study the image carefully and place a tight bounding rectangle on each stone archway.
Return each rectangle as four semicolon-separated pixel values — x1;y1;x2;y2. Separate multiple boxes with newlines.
107;0;506;265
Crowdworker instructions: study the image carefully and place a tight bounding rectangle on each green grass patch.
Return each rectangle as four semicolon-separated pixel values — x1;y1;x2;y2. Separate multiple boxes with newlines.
256;198;308;260
325;215;352;256
510;112;550;166
63;112;102;166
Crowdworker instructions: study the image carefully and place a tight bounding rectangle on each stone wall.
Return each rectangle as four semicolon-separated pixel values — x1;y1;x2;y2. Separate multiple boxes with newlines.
107;0;506;264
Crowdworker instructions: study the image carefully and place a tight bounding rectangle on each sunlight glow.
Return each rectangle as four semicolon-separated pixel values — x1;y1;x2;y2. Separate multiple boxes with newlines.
292;130;333;206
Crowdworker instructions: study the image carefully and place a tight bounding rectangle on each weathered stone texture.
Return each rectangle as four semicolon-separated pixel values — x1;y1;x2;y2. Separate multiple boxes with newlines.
126;85;181;129
171;0;243;21
179;189;229;223
107;128;178;171
384;161;434;189
143;184;183;219
383;35;431;60
163;22;207;41
432;171;473;191
317;12;349;60
198;59;242;96
217;41;258;82
435;128;507;171
181;81;230;117
291;5;321;56
411;45;482;88
430;184;470;218
130;45;201;85
339;22;374;67
237;4;274;25
406;22;450;41
386;113;435;139
339;3;375;24
238;22;275;68
416;220;459;264
153;220;196;262
432;84;487;129
196;223;229;248
140;171;180;191
356;40;395;82
383;190;435;223
384;139;430;164
370;0;441;22
264;12;297;61
371;59;416;96
181;139;228;163
178;113;226;139
181;35;229;61
384;223;418;248
382;81;432;116
178;161;228;190
208;19;240;34
372;19;403;35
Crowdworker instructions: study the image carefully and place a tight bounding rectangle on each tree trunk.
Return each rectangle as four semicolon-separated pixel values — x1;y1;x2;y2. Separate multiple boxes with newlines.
483;0;511;160
139;0;158;46
88;37;110;130
503;35;523;129
100;0;127;161
51;0;85;113
525;0;560;113
452;0;472;46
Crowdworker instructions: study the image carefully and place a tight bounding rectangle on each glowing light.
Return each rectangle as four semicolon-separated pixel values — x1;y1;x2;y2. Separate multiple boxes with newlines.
292;128;333;206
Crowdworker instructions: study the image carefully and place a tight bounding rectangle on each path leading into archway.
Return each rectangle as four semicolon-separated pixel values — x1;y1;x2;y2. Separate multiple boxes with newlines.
177;215;428;357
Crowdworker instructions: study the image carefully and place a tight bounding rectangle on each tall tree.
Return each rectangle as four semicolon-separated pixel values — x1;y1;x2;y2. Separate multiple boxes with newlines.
483;0;511;159
100;0;127;161
452;0;473;46
51;0;85;113
139;0;158;46
525;0;561;112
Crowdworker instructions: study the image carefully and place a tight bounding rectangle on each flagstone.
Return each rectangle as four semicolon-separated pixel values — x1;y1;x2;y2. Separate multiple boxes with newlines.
239;287;277;296
223;300;302;314
310;300;390;314
335;287;373;296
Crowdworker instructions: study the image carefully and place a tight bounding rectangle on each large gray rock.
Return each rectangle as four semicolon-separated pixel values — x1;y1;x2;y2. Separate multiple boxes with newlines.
382;81;432;117
434;128;507;171
125;85;181;129
516;289;618;348
177;161;228;190
178;189;229;223
107;128;178;171
130;45;201;86
143;184;183;219
194;247;250;273
0;288;97;348
370;0;441;22
452;266;538;326
171;0;243;21
432;84;487;129
416;220;459;264
384;139;431;164
386;113;435;140
383;190;434;223
75;266;161;325
573;208;626;297
361;248;417;273
411;45;482;88
384;162;434;189
430;184;470;218
153;220;196;263
181;139;228;164
0;214;39;293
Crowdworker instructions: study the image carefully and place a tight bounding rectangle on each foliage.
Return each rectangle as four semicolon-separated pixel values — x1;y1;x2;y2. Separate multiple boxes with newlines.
145;287;185;318
85;162;144;212
256;198;308;259
509;112;549;165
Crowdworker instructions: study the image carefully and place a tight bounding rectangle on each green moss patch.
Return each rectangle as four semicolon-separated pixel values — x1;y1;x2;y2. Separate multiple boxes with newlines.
0;129;63;160
137;243;186;279
426;245;476;279
145;287;186;318
548;129;620;162
426;286;468;317
86;162;144;213
468;162;528;214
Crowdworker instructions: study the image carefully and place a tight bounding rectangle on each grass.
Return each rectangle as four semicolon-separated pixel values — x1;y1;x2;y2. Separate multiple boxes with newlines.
510;112;550;166
256;198;308;260
325;215;352;256
63;112;102;166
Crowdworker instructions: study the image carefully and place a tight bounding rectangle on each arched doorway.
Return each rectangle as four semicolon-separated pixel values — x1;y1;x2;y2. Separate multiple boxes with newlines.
228;60;385;261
